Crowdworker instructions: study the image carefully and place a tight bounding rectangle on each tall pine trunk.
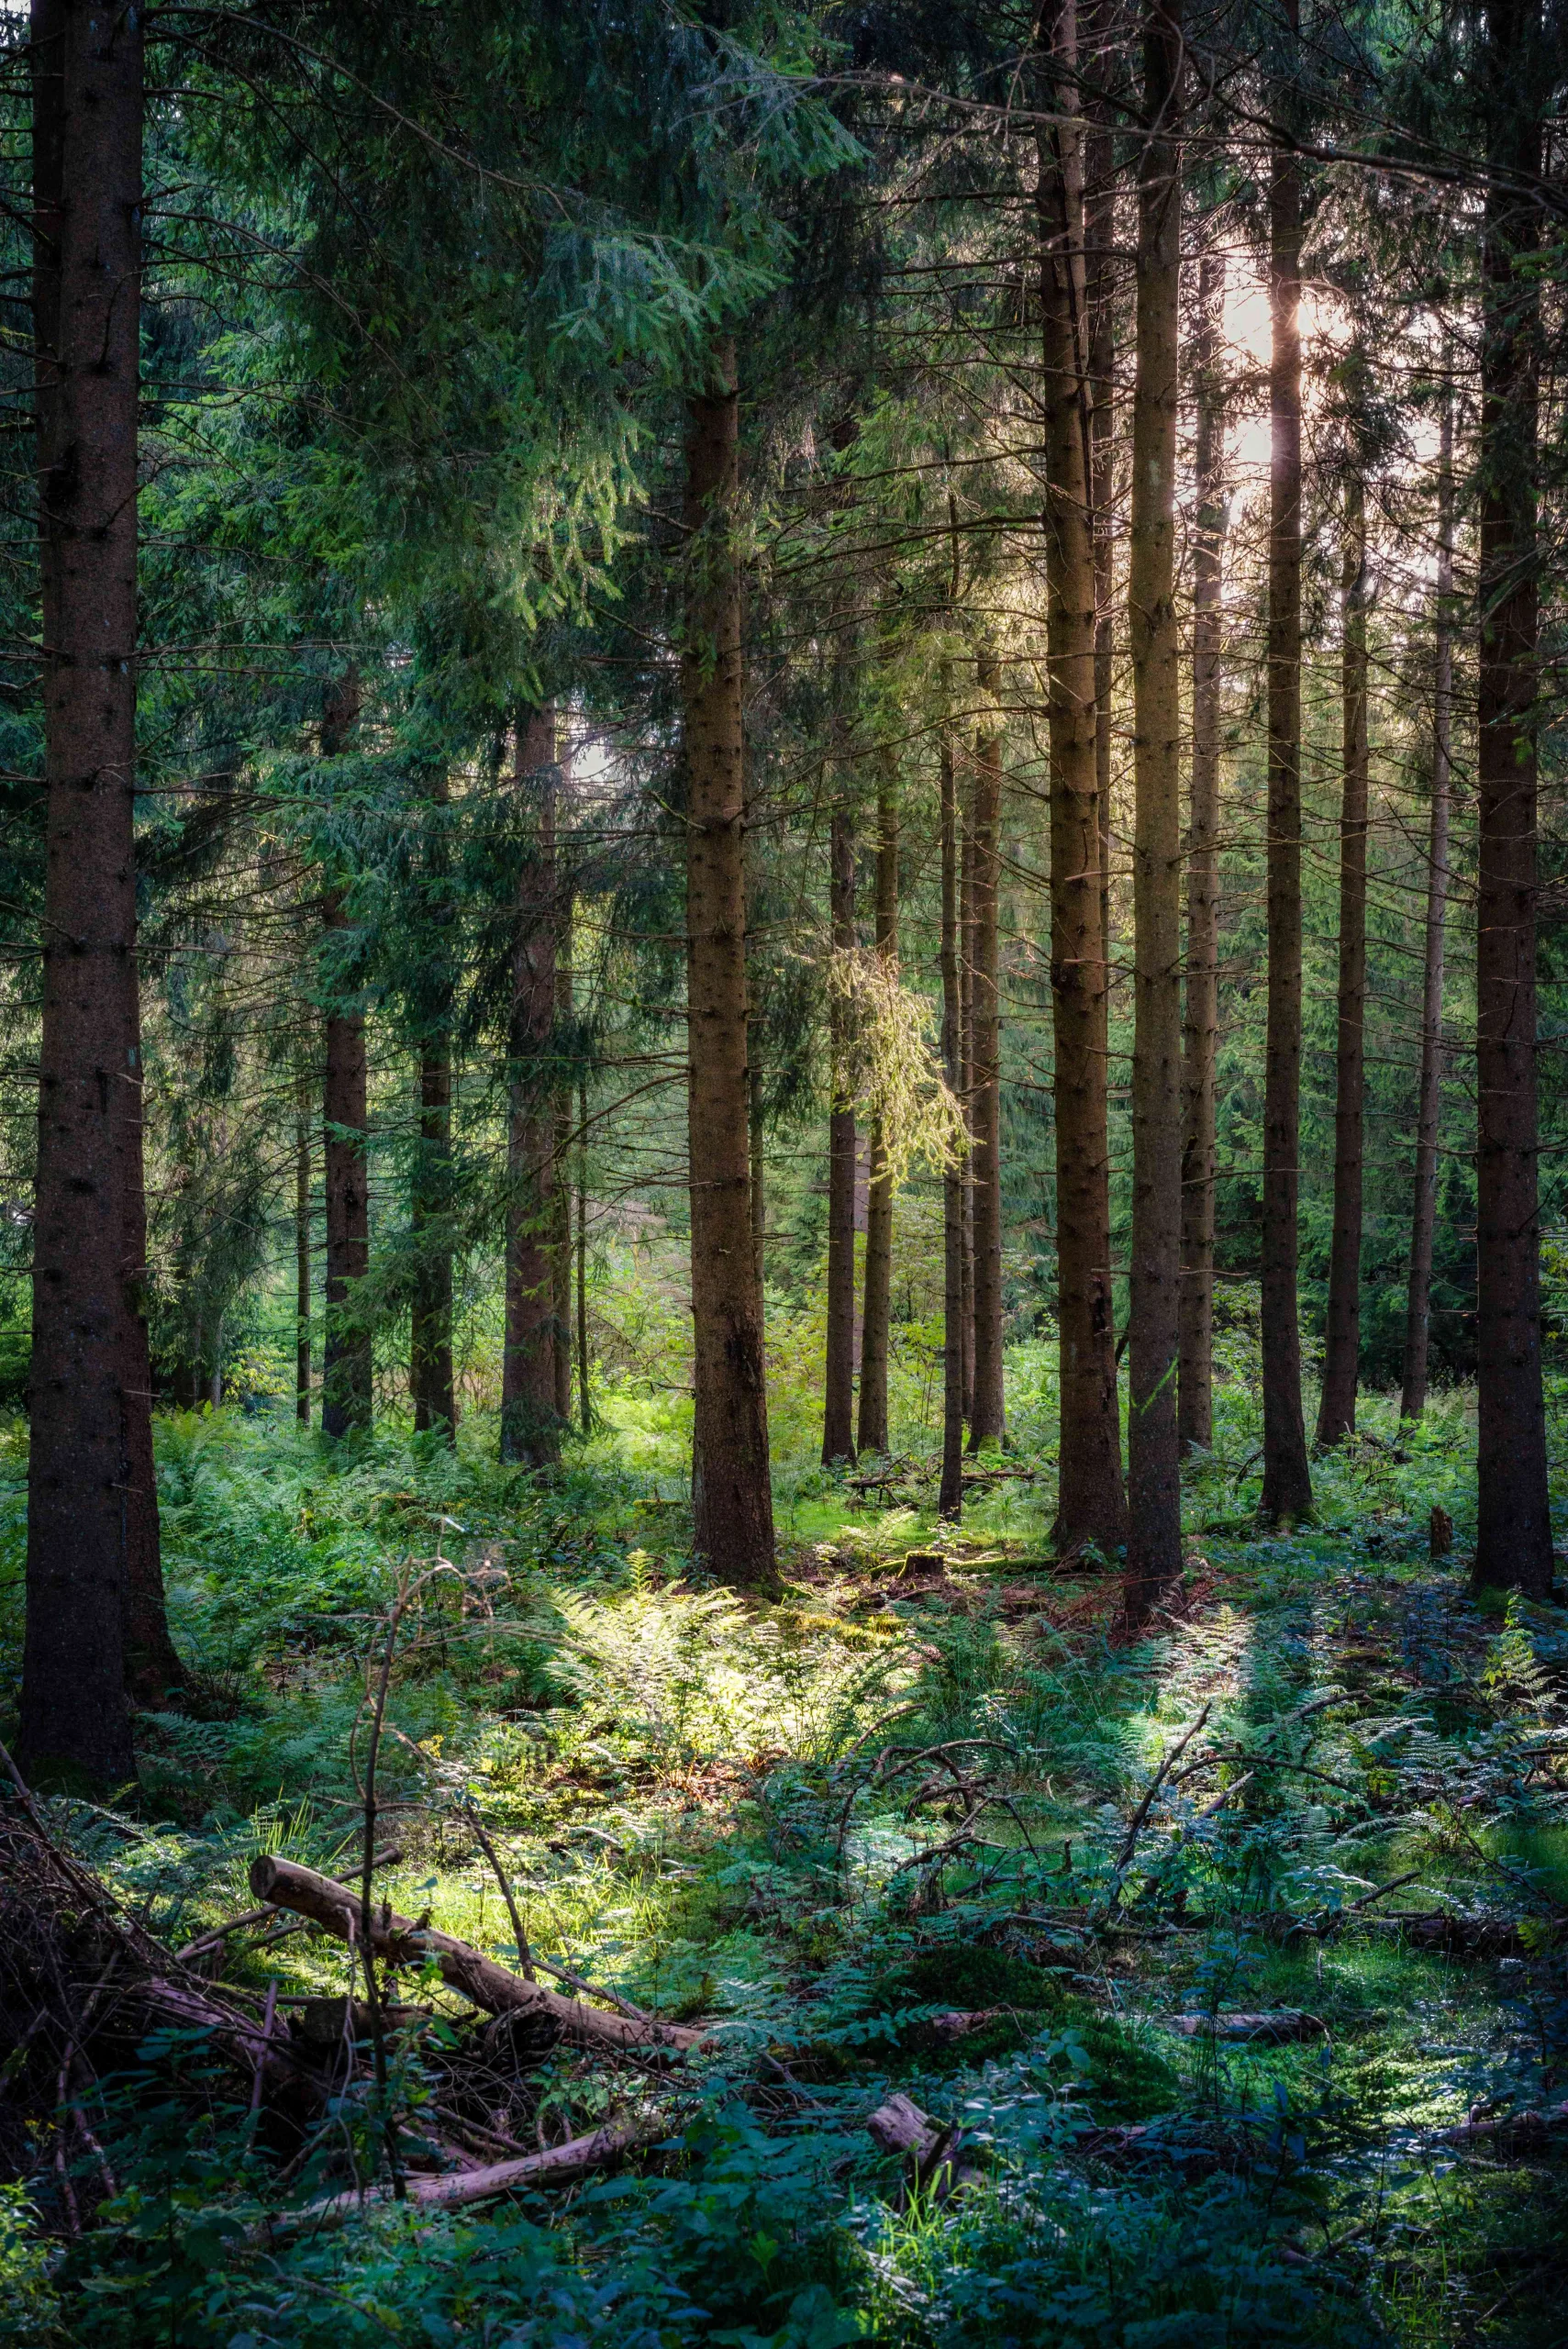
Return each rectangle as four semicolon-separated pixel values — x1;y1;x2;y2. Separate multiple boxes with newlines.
940;717;965;1518
858;759;899;1454
21;0;154;1777
1259;24;1314;1525
1179;250;1225;1454
1038;0;1128;1557
822;805;858;1463
1123;0;1184;1624
969;652;1006;1448
552;899;574;1428
1401;382;1453;1422
1316;475;1370;1447
295;1079;311;1425
319;679;371;1441
410;770;455;1437
682;342;776;1591
959;782;976;1423
502;707;562;1465
1473;0;1550;1596
1084;0;1117;984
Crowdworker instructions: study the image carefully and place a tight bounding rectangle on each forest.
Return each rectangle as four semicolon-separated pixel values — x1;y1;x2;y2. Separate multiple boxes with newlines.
2;0;1568;2342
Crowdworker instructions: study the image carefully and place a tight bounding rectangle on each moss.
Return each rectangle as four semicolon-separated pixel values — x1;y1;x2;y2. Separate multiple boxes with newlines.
1051;2000;1182;2121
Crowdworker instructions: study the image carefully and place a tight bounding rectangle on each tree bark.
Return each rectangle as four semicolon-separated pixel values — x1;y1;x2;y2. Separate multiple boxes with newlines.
682;342;776;1592
1316;474;1370;1448
1037;0;1129;1558
320;678;371;1442
1473;0;1550;1597
858;758;899;1454
1259;28;1314;1526
21;0;149;1781
1179;250;1225;1454
1084;0;1117;983
295;1077;311;1426
411;765;456;1438
501;706;561;1466
939;718;965;1519
822;804;858;1464
969;653;1006;1449
1401;378;1453;1423
959;774;977;1424
1122;0;1184;1626
553;900;574;1428
577;1067;591;1437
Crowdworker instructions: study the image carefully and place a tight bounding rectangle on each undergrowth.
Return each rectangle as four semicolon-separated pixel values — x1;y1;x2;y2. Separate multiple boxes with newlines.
1;1365;1567;2347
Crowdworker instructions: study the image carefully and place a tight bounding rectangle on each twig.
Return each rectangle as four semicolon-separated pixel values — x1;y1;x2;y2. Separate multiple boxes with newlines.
462;1804;536;1982
250;1979;278;2117
1115;1704;1212;1873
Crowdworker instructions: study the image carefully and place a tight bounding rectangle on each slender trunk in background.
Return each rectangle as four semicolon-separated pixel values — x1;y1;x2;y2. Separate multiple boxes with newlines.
21;0;151;1777
750;1060;765;1299
1259;30;1314;1526
1316;476;1370;1448
121;939;181;1699
1474;0;1550;1596
681;343;776;1591
1122;0;1184;1626
319;678;372;1442
1084;0;1117;982
1402;382;1454;1422
822;805;858;1463
1037;0;1129;1558
295;1078;311;1426
552;898;573;1427
577;1069;590;1437
501;707;561;1466
410;774;455;1437
969;653;1006;1448
858;758;899;1455
1179;250;1225;1454
939;718;965;1519
959;778;976;1423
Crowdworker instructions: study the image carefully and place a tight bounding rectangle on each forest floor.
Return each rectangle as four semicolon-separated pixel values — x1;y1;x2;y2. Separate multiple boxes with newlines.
3;1386;1568;2348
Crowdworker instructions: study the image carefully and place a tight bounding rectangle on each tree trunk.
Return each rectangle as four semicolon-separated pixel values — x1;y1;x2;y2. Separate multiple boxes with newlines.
1259;30;1314;1527
553;899;574;1428
295;1078;311;1426
1122;0;1184;1627
969;653;1006;1449
501;706;561;1466
1473;0;1550;1597
577;1067;591;1437
858;758;898;1455
1316;474;1370;1449
822;805;857;1464
750;1059;765;1300
410;1048;455;1435
939;718;965;1520
959;776;976;1424
1037;0;1129;1558
320;676;372;1442
21;0;148;1781
1401;378;1453;1423
682;342;776;1592
1084;0;1117;983
1179;250;1225;1455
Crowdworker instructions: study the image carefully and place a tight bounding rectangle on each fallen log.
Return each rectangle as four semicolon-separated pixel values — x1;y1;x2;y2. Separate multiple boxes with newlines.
1162;2010;1328;2043
1429;2098;1568;2151
865;2093;976;2197
249;1856;705;2054
259;2117;662;2241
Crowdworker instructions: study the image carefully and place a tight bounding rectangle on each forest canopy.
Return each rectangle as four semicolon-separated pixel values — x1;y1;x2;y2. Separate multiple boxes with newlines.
2;0;1568;2343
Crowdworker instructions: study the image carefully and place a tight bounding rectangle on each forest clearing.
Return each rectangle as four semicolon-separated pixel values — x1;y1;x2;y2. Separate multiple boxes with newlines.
3;0;1568;2342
